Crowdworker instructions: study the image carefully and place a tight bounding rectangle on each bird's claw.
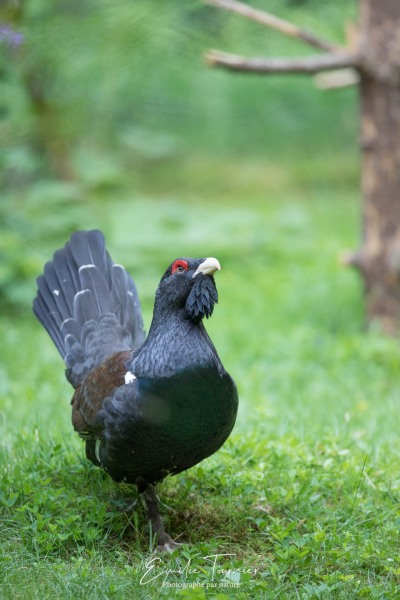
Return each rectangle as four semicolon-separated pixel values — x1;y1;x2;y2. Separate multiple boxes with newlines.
156;539;183;553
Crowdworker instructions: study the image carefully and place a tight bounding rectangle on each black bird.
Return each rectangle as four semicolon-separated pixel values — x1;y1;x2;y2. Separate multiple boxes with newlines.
33;230;238;551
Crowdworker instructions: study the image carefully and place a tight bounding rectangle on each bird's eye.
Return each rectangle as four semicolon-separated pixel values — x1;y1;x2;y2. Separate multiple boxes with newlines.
172;259;189;274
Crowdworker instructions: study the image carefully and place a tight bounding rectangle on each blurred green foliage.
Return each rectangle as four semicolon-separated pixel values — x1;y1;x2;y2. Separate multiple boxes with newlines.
0;0;357;311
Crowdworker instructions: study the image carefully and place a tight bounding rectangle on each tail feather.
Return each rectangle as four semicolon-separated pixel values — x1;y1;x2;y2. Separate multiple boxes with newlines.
61;317;81;340
55;246;81;293
79;265;117;316
111;264;142;333
69;230;112;276
43;261;71;321
33;230;145;388
73;289;99;324
33;293;66;357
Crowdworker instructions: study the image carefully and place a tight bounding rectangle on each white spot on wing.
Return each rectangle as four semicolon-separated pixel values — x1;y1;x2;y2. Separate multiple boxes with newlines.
125;371;137;384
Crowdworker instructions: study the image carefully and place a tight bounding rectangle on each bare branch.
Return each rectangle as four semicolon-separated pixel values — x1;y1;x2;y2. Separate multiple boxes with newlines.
205;0;345;54
206;50;359;75
340;250;365;272
314;68;360;90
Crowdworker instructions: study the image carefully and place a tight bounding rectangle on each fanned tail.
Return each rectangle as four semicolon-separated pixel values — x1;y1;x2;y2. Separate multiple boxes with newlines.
33;230;145;388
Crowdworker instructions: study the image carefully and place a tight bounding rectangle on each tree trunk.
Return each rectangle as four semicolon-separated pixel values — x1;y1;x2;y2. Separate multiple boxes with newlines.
358;0;400;334
205;0;400;334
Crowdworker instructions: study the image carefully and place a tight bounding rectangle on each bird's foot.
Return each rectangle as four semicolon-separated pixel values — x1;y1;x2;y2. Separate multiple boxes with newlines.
140;484;183;553
156;533;183;554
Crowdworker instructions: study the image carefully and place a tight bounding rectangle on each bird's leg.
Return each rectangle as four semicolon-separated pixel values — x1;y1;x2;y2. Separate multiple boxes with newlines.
140;484;182;553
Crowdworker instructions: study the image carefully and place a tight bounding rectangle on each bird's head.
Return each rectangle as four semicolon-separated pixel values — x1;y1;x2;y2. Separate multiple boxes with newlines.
155;257;221;323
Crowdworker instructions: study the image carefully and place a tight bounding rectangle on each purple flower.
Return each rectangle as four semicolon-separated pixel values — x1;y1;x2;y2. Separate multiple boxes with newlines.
0;24;24;49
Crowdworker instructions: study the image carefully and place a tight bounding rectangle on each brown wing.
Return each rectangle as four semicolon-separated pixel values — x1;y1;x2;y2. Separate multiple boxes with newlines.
71;350;132;438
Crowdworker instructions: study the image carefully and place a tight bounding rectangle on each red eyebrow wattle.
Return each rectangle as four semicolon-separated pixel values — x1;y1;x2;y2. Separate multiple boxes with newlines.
171;259;189;274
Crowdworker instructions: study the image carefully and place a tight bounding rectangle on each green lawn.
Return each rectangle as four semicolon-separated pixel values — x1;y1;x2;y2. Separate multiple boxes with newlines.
1;154;400;599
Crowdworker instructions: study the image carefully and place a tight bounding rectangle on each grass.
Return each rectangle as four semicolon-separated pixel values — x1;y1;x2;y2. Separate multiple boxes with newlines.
1;152;400;599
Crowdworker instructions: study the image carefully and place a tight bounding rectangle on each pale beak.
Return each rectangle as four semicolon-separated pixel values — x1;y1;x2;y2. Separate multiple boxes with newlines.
193;257;221;278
